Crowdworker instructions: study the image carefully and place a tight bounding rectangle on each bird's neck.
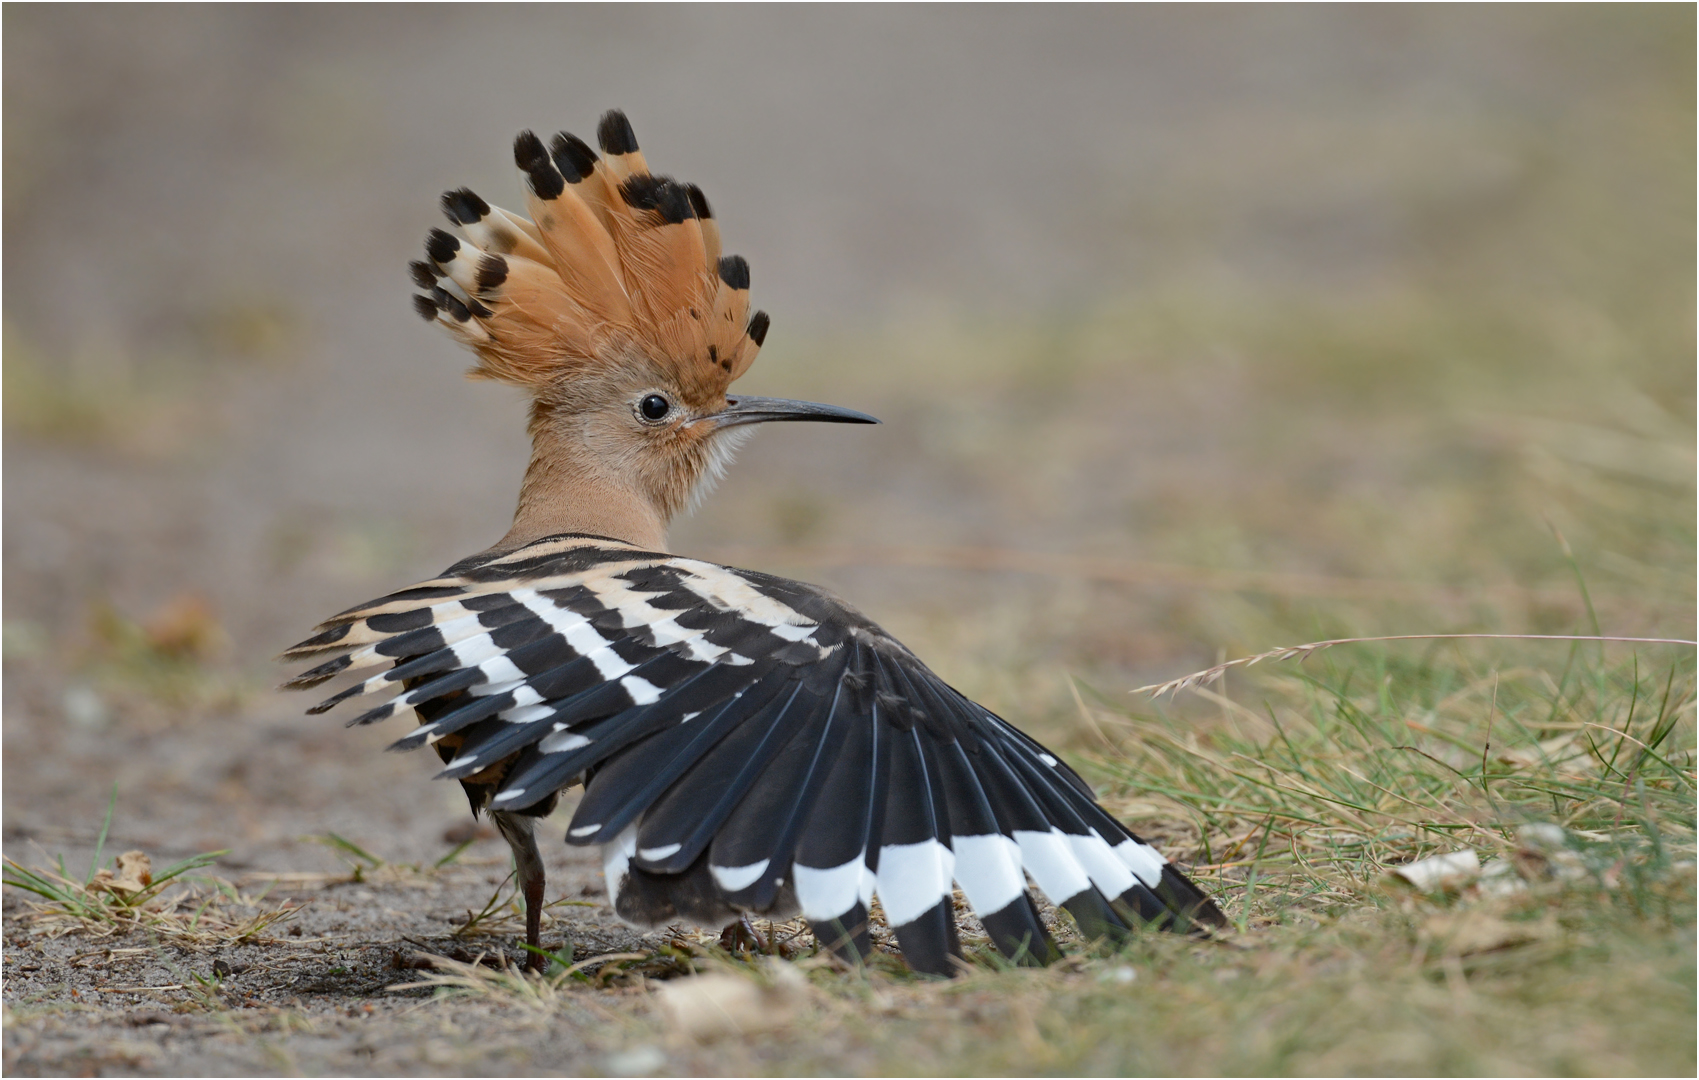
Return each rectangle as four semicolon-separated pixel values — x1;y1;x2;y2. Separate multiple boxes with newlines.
497;423;670;553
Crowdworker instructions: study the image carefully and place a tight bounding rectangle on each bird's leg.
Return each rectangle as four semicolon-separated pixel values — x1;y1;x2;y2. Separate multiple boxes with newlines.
492;811;549;973
718;913;768;956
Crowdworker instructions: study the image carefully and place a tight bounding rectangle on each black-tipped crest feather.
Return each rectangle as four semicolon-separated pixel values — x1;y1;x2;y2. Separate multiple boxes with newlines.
441;187;490;226
425;228;460;265
619;174;695;223
686;183;713;220
597;110;639;155
432;287;471;322
718;255;750;291
513;130;565;200
476;254;509;292
550;132;598;182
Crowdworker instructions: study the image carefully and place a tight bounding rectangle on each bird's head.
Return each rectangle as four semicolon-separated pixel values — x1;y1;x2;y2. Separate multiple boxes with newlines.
411;110;876;550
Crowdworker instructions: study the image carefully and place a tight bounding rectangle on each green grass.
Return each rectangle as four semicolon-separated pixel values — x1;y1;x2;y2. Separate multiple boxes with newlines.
680;644;1693;1075
378;645;1692;1076
1092;641;1694;886
862;641;1695;1075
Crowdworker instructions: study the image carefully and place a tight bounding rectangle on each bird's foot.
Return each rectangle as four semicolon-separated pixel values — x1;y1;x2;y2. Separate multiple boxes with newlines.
524;946;549;975
718;913;768;956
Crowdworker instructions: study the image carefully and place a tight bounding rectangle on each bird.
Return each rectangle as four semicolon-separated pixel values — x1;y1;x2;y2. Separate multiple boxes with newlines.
281;109;1225;977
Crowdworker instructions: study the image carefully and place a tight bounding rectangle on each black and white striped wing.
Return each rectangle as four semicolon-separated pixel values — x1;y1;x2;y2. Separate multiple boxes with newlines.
284;533;1224;974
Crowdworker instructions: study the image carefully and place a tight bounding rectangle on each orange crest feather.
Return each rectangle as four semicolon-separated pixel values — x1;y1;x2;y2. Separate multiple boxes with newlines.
412;110;767;409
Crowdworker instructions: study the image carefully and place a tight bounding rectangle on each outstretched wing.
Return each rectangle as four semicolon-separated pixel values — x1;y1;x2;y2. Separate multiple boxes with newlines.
283;533;1224;974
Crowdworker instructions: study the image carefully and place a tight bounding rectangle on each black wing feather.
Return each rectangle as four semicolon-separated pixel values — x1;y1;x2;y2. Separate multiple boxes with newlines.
567;662;794;843
286;534;1223;974
634;674;821;874
493;661;784;811
708;655;862;910
882;726;964;976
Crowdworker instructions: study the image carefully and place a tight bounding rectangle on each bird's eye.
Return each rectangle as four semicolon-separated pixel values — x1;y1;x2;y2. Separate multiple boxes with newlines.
638;394;671;422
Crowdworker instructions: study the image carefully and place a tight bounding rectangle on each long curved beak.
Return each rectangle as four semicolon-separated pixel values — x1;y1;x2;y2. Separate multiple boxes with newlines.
709;394;881;430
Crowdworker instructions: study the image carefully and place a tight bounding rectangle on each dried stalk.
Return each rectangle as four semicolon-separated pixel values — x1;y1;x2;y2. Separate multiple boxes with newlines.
1134;634;1696;698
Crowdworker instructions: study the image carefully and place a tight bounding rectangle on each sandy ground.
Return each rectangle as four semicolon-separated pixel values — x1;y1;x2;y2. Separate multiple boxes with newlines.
4;7;1691;1076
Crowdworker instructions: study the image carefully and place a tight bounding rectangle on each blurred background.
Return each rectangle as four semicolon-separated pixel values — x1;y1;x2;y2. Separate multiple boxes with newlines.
4;6;1692;867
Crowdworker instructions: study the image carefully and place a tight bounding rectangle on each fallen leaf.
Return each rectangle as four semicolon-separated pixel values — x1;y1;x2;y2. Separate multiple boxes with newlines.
89;851;153;895
1388;849;1479;893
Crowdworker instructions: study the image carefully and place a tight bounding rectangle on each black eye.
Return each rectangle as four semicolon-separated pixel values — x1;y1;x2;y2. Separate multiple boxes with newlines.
639;394;671;422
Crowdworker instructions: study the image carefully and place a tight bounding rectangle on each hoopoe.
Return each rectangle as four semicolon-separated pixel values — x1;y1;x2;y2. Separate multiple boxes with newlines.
282;110;1224;976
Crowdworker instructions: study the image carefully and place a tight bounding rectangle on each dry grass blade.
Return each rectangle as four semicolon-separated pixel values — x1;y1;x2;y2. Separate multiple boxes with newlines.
388;950;655;1005
1092;646;1695;932
1133;634;1697;699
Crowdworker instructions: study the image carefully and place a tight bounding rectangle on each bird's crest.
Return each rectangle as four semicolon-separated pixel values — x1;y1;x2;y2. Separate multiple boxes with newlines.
412;109;768;410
